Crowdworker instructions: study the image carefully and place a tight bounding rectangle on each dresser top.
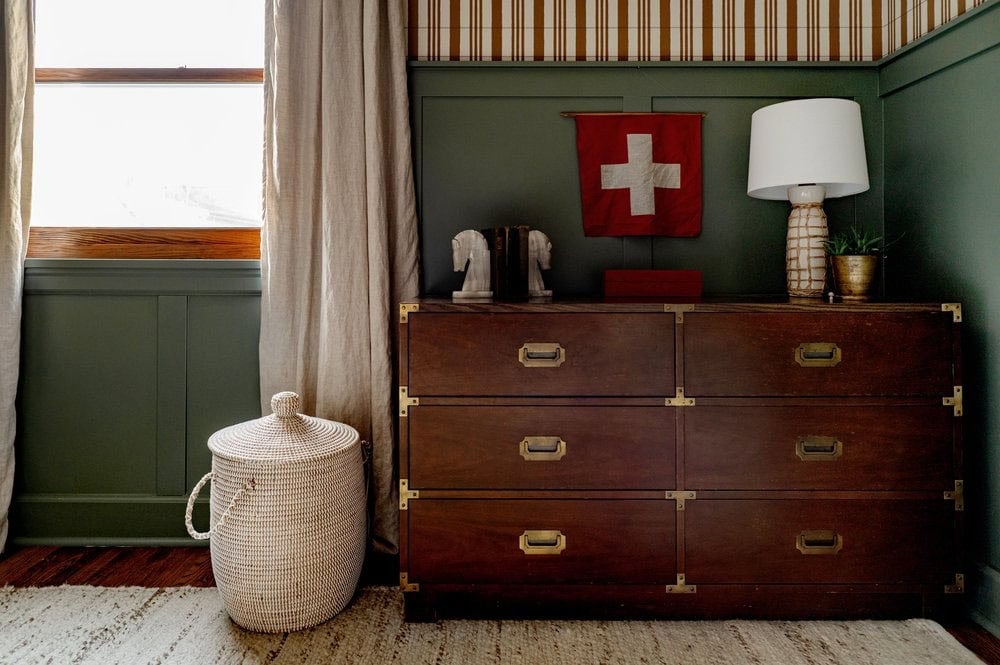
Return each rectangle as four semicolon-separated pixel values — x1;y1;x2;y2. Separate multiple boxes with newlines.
402;298;961;318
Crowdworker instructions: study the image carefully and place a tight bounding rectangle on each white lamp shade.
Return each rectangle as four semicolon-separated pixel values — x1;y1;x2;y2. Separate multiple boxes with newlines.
747;98;870;201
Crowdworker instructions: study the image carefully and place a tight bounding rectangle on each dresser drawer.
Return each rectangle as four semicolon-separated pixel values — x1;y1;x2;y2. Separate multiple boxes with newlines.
685;500;955;585
407;313;674;396
684;313;954;396
408;499;676;584
685;406;954;490
408;406;674;490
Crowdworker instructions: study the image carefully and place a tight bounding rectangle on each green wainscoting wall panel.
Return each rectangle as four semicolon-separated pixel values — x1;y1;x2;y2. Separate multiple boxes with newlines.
411;62;882;297
879;0;1000;634
13;261;261;545
17;295;159;495
185;295;264;490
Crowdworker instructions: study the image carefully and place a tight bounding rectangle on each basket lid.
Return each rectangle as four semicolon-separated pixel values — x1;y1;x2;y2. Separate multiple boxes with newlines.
207;392;359;462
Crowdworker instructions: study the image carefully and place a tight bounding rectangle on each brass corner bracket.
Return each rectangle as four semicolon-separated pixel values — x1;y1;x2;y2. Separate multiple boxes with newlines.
399;572;420;592
664;303;695;323
666;388;695;407
945;573;965;594
666;574;697;594
944;480;965;511
399;303;420;323
399;386;419;417
399;479;419;510
943;386;963;417
942;303;962;323
665;490;696;511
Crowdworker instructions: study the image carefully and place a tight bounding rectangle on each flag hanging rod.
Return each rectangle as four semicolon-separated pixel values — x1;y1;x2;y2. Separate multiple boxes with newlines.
560;111;707;117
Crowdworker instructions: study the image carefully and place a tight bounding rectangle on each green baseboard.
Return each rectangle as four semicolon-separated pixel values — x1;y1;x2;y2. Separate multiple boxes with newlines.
11;494;210;545
970;562;1000;638
11;537;208;547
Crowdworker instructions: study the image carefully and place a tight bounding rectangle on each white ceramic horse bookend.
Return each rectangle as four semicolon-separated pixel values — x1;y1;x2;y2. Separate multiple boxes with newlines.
528;229;553;300
451;229;493;300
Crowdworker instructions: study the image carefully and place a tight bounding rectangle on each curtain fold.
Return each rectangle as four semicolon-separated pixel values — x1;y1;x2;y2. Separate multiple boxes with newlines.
260;0;419;554
0;1;34;553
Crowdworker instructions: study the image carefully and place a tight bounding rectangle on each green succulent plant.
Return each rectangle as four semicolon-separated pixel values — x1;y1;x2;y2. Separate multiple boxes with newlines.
824;226;884;256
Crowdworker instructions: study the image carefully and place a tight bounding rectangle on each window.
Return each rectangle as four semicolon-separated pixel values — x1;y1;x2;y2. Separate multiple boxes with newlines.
30;1;264;258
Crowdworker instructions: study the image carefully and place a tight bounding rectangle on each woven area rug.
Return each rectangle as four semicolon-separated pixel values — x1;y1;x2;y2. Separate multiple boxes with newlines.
0;585;983;664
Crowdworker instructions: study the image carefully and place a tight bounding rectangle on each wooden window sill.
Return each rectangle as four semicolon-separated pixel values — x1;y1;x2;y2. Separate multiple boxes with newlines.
35;68;264;83
26;227;261;260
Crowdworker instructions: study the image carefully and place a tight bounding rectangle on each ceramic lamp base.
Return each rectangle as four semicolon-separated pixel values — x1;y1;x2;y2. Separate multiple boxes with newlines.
785;186;828;298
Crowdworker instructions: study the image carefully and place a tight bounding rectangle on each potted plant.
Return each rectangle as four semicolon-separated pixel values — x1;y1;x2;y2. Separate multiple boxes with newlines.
824;226;883;300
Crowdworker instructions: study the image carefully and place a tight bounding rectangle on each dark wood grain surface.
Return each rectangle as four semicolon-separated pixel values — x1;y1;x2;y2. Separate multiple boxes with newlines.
404;300;951;314
408;405;674;489
0;546;215;587
399;301;966;626
685;499;956;584
407;312;674;396
685;405;955;490
408;499;676;584
683;312;954;396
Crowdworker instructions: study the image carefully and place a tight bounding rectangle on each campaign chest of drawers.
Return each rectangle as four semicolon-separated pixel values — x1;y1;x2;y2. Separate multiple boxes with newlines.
397;300;964;620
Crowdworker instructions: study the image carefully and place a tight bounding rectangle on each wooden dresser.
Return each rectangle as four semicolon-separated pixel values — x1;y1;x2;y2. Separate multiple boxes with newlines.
397;300;964;620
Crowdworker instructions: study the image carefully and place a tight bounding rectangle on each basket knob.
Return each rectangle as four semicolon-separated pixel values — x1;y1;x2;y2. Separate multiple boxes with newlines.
271;392;301;419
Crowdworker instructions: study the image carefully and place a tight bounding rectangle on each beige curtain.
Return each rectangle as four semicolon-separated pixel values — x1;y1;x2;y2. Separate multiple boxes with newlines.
0;1;33;553
260;0;419;554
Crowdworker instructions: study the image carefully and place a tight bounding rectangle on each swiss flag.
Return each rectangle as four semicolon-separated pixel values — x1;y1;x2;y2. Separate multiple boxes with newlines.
574;113;702;236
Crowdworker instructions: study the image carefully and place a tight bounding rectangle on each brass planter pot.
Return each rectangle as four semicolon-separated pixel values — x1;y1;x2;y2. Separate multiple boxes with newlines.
831;255;878;300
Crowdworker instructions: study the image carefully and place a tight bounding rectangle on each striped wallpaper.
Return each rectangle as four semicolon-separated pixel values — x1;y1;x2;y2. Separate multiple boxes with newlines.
408;0;991;61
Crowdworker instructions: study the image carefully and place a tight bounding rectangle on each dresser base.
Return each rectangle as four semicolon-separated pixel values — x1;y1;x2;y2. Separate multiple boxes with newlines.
402;585;962;623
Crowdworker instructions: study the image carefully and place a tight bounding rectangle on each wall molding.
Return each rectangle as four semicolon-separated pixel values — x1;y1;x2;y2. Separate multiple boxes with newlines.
877;0;999;94
23;259;261;295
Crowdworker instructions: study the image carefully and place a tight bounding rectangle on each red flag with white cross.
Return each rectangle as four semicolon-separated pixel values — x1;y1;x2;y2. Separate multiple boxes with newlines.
574;113;702;236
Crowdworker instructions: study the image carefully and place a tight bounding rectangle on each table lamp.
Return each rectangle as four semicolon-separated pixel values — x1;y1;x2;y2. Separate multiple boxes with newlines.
747;98;870;297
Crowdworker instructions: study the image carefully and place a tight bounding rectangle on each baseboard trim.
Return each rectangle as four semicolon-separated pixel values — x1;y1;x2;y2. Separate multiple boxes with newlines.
10;537;207;547
970;562;1000;638
11;494;209;544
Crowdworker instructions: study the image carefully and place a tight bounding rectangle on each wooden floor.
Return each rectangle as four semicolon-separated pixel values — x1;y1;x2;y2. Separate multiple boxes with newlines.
1;546;998;664
0;545;216;587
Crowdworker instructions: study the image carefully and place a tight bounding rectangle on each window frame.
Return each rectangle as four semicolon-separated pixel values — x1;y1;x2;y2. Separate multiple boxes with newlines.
30;67;264;259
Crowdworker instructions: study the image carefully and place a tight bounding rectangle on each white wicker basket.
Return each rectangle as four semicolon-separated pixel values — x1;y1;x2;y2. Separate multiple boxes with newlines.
185;391;366;633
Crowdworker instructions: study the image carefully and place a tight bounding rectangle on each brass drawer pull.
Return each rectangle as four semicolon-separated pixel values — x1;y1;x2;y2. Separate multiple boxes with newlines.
796;436;843;461
795;343;842;367
797;530;843;554
520;436;567;461
519;530;566;555
519;343;566;367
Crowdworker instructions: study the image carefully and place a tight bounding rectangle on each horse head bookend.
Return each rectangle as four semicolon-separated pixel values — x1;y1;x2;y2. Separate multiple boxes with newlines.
451;229;493;300
528;229;553;300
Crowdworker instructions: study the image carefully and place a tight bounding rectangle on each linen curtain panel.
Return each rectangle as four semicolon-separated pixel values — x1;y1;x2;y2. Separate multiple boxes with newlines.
260;0;419;554
0;1;33;553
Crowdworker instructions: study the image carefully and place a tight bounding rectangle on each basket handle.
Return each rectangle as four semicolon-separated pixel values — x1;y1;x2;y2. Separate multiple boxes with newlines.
184;471;255;540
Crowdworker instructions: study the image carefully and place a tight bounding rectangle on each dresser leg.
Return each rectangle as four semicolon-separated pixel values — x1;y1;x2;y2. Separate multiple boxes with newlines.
403;591;440;623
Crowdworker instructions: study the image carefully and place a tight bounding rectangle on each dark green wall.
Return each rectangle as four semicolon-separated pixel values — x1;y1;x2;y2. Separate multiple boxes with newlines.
14;261;261;544
879;1;1000;633
411;62;882;297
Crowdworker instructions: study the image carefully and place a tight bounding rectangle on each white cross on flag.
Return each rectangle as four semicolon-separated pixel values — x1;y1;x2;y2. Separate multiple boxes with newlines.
574;113;702;236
